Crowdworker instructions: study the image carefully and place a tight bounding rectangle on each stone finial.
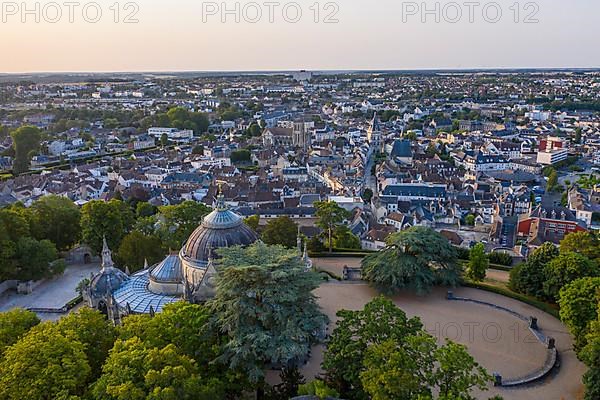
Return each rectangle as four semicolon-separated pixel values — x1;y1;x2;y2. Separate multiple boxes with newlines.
529;317;539;330
493;373;502;387
101;236;114;269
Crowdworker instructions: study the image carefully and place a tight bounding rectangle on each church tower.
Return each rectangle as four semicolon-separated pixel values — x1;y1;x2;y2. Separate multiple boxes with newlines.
367;112;382;151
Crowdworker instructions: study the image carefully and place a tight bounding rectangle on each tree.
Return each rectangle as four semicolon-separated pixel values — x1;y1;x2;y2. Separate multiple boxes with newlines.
404;131;418;141
362;227;460;295
192;145;204;155
362;188;373;203
116;231;164;272
547;169;559;192
0;323;91;400
360;337;437;400
246;123;262;137
230;149;251;164
0;208;31;280
560;231;600;262
0;308;39;356
13;237;59;281
314;201;350;253
333;225;361;249
29;195;81;251
509;242;559;298
92;338;222;400
297;380;340;399
244;215;260;232
10;125;41;174
268;367;306;400
322;296;423;398
81;199;134;254
581;306;600;400
118;302;246;396
261;216;298;248
54;307;116;375
432;340;490;400
558;277;600;351
464;215;476;226
155;201;212;249
160;132;169;147
209;243;328;383
135;202;157;219
543;252;599;302
165;106;209;134
466;243;489;282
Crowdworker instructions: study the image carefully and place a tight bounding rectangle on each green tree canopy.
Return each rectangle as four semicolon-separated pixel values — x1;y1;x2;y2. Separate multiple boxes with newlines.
0;308;40;356
209;243;328;383
230;149;251;164
116;231;164;272
581;304;600;400
12;237;59;281
135;202;157;219
0;323;91;400
11;125;41;174
165;106;209;134
154;201;212;249
433;340;490;400
29;195;81;251
54;308;117;375
81;199;134;254
547;169;559;192
332;225;361;250
558;277;600;351
543;252;599;302
322;296;423;398
360;336;437;400
118;302;246;397
560;231;600;262
92;338;222;400
314;201;350;252
261;216;299;248
362;227;460;295
509;242;559;298
466;243;489;282
243;215;260;232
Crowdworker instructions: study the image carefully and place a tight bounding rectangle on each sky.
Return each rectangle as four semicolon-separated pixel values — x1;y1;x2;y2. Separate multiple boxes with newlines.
0;0;598;72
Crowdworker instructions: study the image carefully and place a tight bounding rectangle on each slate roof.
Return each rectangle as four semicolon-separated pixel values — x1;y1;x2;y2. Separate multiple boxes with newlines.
391;140;413;159
383;184;447;198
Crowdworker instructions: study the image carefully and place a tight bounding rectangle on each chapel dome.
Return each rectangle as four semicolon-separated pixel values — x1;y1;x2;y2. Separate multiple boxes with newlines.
180;194;258;266
89;238;129;297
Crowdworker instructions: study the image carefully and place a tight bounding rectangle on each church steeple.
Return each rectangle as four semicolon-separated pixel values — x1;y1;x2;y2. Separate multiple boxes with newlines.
101;236;115;270
216;183;227;211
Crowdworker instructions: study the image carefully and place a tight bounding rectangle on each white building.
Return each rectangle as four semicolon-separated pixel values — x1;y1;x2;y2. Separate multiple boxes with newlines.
537;148;568;165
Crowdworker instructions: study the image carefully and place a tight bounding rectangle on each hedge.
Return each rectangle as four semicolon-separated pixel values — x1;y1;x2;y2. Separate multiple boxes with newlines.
462;281;560;319
309;252;371;258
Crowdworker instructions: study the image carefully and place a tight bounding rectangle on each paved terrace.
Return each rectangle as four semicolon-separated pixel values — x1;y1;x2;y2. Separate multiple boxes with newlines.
0;263;99;320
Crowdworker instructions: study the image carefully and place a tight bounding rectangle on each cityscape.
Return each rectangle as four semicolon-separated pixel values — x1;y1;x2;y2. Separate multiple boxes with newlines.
0;48;600;400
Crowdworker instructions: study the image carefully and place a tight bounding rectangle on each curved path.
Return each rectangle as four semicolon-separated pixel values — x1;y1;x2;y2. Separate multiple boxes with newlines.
299;283;585;400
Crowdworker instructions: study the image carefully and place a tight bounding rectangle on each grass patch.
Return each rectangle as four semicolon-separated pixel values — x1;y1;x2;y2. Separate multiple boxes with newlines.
310;252;371;258
462;280;560;319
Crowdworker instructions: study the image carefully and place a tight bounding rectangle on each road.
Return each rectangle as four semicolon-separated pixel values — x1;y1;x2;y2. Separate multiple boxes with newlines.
0;263;99;316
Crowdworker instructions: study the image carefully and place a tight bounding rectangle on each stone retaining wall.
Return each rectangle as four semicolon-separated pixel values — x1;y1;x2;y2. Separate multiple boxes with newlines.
447;290;559;387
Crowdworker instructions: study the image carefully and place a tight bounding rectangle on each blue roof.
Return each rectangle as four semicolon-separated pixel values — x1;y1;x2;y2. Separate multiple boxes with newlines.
150;255;183;283
113;270;180;314
391;140;413;159
383;184;447;198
